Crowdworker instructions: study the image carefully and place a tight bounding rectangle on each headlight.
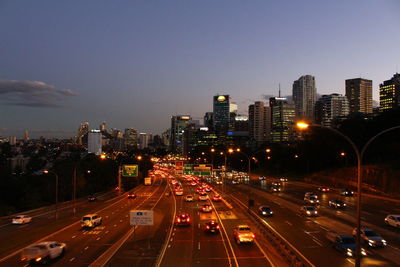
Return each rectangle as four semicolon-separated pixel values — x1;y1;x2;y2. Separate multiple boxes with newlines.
262;211;266;214
306;211;311;214
382;239;387;244
315;211;318;214
361;249;367;256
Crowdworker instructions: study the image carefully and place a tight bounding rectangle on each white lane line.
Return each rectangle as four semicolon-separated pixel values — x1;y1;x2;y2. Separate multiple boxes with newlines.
254;239;276;267
285;220;292;226
198;223;200;229
312;238;323;247
170;238;173;242
84;246;89;250
114;224;117;227
72;235;76;239
96;237;100;241
198;242;201;250
120;220;123;223
105;231;109;234
69;257;75;262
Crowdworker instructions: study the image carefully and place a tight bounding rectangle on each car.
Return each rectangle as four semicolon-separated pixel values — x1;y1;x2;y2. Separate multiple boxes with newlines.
215;180;223;185
175;213;191;226
201;204;212;213
301;206;318;217
280;177;288;182
304;195;319;204
20;241;66;264
258;206;273;217
352;227;387;247
304;192;315;197
258;176;266;180
270;186;282;192
81;214;102;228
205;187;212;192
384;214;400;228
127;192;136;199
318;187;330;192
271;182;281;187
190;181;197;186
326;233;367;257
114;186;120;191
185;195;194;202
12;215;32;224
233;225;255;244
340;189;354;196
87;195;97;202
198;192;208;201
205;221;220;233
175;189;184;196
212;194;222;202
329;199;346;209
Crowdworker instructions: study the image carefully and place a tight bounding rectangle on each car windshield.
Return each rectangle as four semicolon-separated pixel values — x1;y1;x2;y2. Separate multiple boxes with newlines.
342;237;355;244
83;217;91;221
364;230;378;237
239;227;250;231
305;207;315;211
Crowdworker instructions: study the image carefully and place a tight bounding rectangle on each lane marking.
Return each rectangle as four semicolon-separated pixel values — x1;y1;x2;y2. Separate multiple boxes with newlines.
285;221;292;226
198;241;201;250
84;246;89;250
69;257;75;262
72;235;76;239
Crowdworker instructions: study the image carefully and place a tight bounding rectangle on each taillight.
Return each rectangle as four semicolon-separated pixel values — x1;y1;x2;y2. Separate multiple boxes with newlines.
187;217;190;222
216;225;220;229
252;234;255;238
177;218;181;223
206;225;210;229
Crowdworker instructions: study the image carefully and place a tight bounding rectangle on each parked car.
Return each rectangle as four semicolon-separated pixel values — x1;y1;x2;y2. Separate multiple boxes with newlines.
20;241;66;264
384;214;400;228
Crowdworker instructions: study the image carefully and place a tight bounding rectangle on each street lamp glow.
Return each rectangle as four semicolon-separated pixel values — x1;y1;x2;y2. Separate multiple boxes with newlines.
265;148;271;153
100;154;106;160
228;148;234;153
201;152;205;155
43;170;49;174
236;148;240;152
137;156;142;160
210;148;215;152
296;121;309;129
340;152;346;157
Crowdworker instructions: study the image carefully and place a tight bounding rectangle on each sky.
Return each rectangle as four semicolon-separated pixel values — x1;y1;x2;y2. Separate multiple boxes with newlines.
0;1;399;138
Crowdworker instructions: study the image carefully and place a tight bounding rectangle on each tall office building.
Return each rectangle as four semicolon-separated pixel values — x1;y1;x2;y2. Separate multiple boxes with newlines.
345;78;373;114
315;94;349;127
213;95;231;131
24;130;29;141
88;130;102;155
380;73;400;112
204;112;214;130
170;115;192;155
77;122;89;145
99;121;107;132
139;133;150;149
248;101;270;144
269;97;295;142
293;75;316;121
124;128;138;148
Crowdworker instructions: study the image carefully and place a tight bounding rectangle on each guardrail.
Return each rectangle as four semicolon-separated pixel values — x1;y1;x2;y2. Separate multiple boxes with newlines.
227;193;315;267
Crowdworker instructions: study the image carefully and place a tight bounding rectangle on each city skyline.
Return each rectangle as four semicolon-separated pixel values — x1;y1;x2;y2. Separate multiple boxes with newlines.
1;1;399;137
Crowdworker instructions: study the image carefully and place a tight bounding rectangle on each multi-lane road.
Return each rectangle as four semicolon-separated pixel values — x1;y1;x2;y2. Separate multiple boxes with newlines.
1;167;399;266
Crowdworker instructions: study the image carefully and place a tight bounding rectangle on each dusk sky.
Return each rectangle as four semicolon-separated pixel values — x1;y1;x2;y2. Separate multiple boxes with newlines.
1;1;399;138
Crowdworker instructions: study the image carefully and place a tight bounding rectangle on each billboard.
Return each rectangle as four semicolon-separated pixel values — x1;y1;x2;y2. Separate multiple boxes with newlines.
183;164;212;176
122;164;138;177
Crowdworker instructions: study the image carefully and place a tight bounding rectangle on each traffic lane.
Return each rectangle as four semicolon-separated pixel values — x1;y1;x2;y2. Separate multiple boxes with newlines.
0;189;134;258
106;185;175;266
0;184;160;266
52;183;166;266
207;188;275;267
159;188;195;267
192;200;231;267
232;185;394;266
227;185;353;267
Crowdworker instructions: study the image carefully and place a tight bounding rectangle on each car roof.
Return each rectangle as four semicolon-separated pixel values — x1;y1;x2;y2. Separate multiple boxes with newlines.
388;214;400;217
83;214;98;217
237;224;250;228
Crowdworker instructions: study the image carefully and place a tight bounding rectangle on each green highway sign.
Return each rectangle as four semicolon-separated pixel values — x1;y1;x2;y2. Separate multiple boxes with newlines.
122;164;138;177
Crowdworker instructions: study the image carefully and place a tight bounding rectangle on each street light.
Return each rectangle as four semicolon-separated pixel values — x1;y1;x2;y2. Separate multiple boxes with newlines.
43;170;59;220
296;121;400;267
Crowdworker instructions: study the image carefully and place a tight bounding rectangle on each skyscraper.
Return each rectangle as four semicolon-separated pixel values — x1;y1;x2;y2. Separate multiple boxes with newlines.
139;133;150;149
292;75;316;121
170;115;192;155
269;97;295;142
88;130;102;155
315;93;349;127
100;121;107;132
380;73;400;112
345;78;373;114
248;101;270;144
124;128;138;148
213;95;231;131
77;122;89;145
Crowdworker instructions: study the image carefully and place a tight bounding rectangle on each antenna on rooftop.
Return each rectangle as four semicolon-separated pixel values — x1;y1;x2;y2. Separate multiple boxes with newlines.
278;83;281;97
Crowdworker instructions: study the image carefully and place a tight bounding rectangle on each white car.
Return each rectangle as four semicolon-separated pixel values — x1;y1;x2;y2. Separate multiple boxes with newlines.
385;215;400;228
21;241;66;264
81;214;102;228
233;225;255;244
198;193;208;201
301;206;318;217
12;215;32;224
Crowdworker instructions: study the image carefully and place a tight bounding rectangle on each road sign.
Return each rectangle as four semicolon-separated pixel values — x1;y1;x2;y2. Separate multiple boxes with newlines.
130;210;153;226
122;165;138;177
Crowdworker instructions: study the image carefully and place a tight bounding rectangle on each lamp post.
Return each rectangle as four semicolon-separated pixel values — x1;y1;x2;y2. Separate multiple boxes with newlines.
297;122;400;267
43;170;59;220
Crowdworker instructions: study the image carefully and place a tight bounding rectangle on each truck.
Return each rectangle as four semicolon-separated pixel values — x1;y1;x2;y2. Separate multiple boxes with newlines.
144;177;152;185
326;231;367;257
20;241;66;264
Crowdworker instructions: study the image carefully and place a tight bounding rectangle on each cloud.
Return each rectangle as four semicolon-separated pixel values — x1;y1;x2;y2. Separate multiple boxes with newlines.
0;79;78;107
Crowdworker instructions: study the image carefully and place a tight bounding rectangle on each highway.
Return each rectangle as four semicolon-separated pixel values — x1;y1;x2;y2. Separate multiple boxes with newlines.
1;166;399;267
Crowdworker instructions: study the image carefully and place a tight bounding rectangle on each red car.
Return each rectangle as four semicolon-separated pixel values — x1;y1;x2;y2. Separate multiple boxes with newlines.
127;192;136;199
175;213;191;226
212;194;222;202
